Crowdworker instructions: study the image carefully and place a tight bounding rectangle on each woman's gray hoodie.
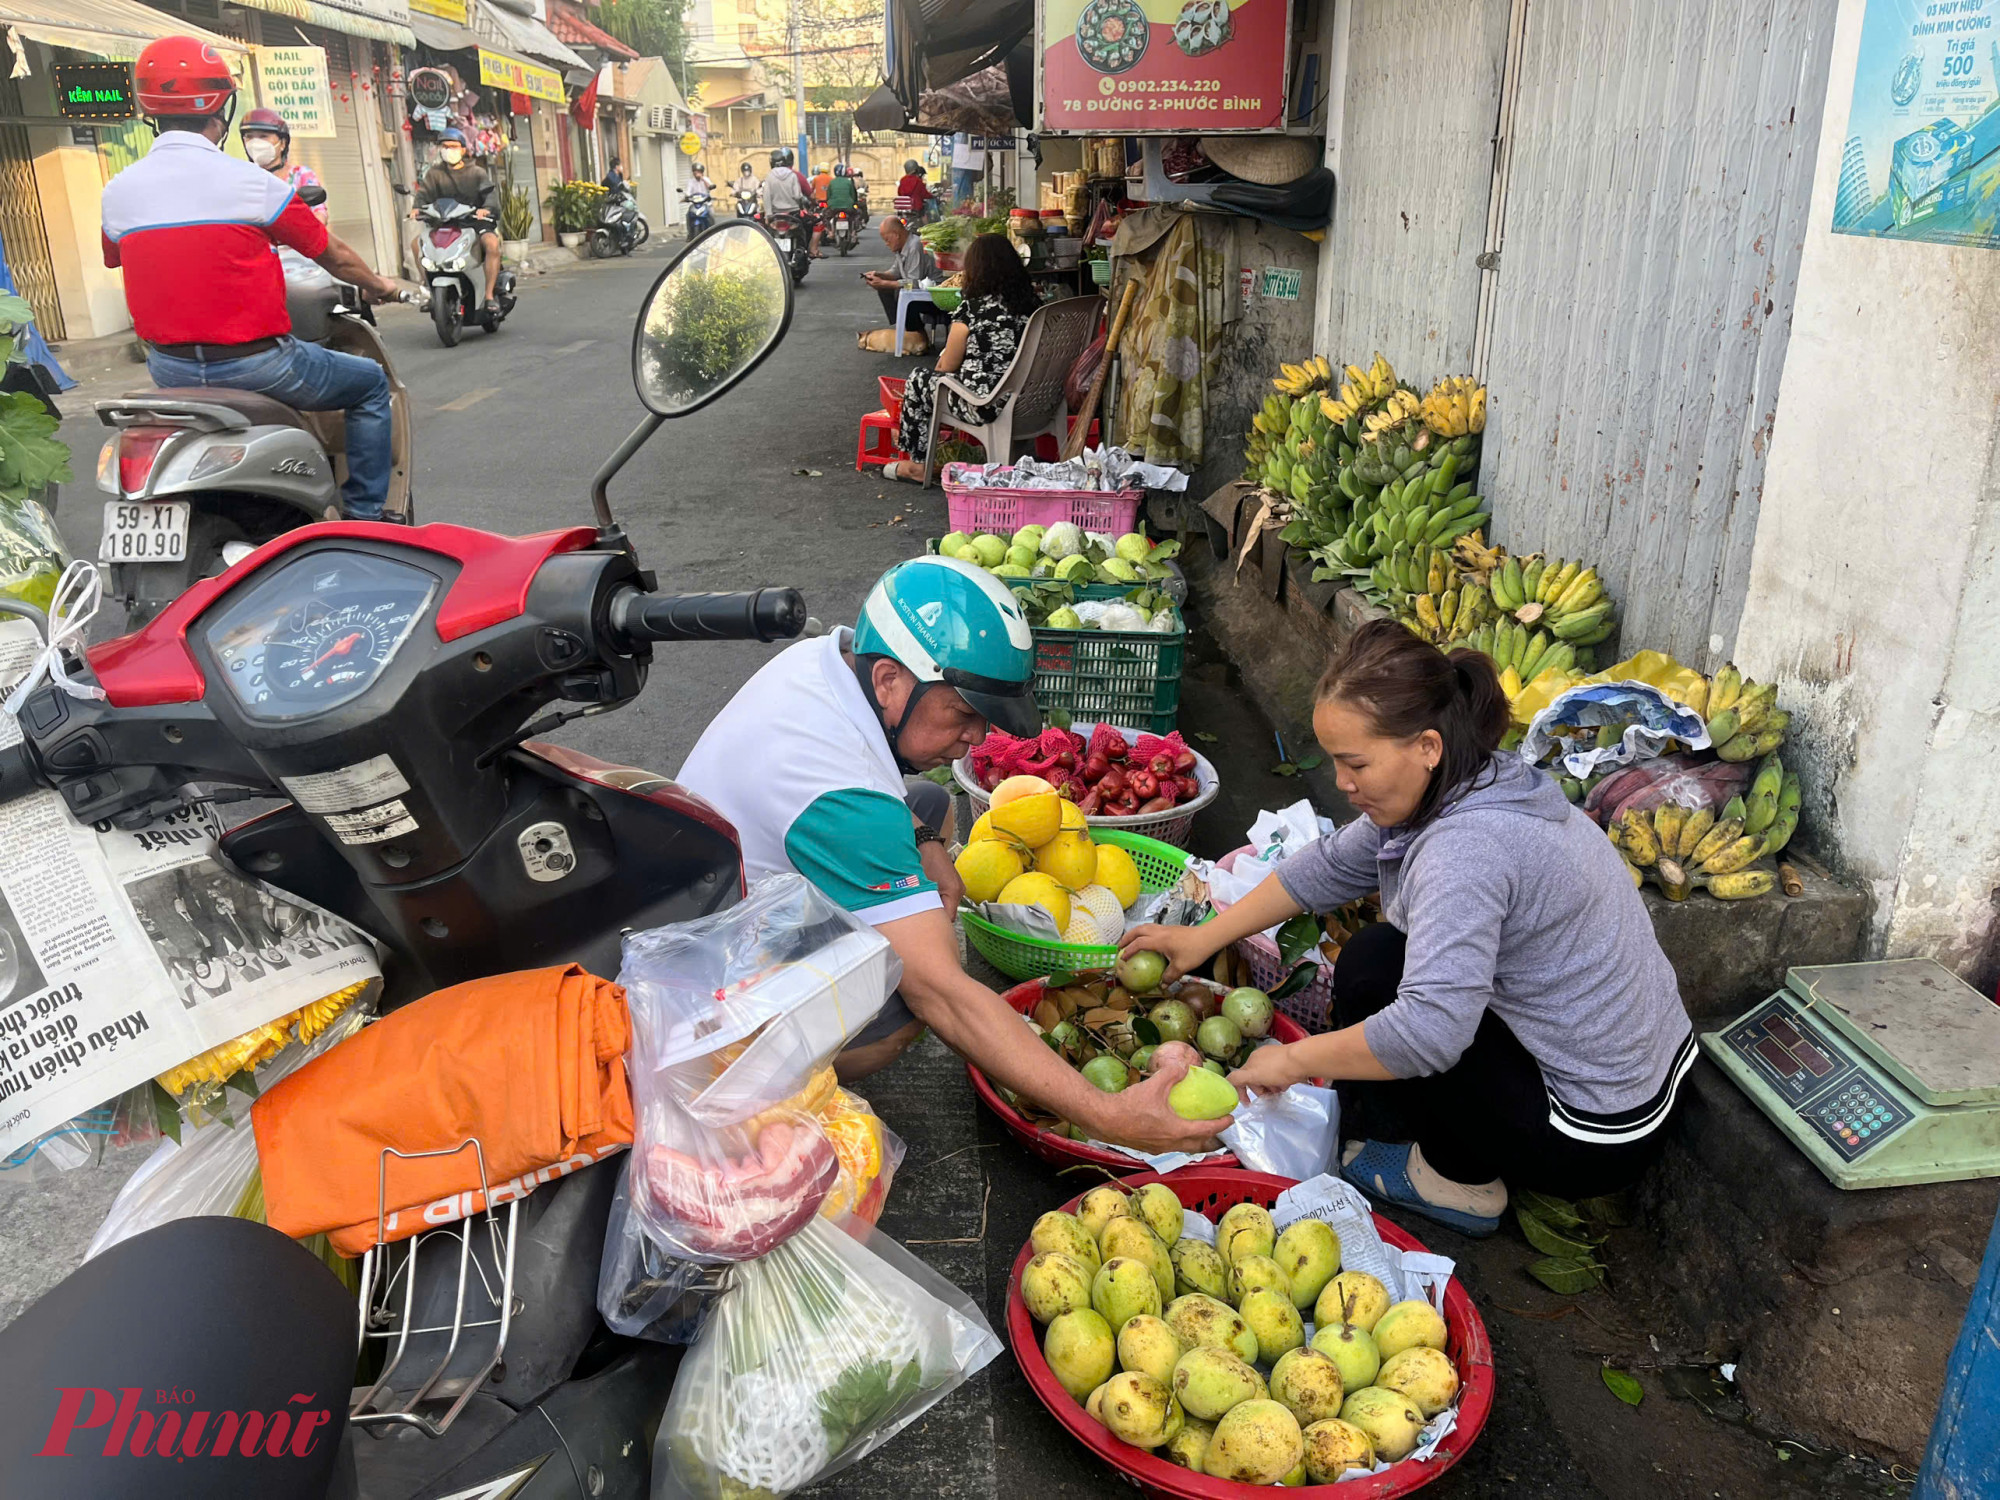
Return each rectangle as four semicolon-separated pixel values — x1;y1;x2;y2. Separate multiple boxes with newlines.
1274;754;1693;1129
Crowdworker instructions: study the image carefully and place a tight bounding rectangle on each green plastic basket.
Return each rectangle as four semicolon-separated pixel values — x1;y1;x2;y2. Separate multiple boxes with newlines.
1031;619;1183;735
962;828;1195;980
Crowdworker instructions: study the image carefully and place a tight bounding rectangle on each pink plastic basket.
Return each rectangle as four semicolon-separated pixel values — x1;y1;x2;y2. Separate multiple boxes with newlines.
1216;846;1337;1033
940;463;1142;536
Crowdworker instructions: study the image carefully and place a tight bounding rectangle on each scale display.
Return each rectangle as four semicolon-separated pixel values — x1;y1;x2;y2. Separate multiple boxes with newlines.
1703;961;2000;1190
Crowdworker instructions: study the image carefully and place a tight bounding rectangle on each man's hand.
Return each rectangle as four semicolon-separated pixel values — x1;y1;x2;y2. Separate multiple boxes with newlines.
917;840;963;919
1088;1056;1230;1155
1118;922;1222;985
361;274;405;304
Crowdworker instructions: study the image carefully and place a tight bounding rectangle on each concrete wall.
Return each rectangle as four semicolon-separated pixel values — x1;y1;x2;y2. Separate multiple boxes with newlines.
1732;0;2000;971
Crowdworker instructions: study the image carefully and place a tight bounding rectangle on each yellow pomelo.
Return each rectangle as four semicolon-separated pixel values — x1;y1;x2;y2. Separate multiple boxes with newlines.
1060;799;1089;833
999;872;1072;933
1033;829;1099;889
993;791;1063;848
1095;844;1142;909
991;775;1056;807
956;841;1026;903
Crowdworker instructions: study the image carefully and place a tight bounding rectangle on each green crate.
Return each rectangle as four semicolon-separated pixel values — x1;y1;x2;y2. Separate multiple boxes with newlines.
1030;618;1183;735
962;828;1197;980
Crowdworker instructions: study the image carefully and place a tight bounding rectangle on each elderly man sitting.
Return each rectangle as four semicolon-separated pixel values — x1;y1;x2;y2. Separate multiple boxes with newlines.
862;218;938;337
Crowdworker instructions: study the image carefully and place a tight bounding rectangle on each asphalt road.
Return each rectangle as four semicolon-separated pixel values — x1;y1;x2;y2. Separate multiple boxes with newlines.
9;251;1898;1500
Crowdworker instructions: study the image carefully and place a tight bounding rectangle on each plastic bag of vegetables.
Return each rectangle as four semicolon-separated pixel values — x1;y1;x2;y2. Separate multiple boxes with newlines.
651;1215;1001;1499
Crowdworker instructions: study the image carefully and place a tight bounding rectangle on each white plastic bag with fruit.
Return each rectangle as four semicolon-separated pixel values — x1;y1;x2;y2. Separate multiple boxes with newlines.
618;877;901;1264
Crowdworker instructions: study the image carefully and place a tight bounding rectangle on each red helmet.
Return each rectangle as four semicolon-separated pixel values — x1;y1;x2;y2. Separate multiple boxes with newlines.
240;106;290;144
134;36;237;119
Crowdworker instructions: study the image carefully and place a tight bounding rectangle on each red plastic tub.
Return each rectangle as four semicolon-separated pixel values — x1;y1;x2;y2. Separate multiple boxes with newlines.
1007;1168;1495;1498
967;977;1311;1172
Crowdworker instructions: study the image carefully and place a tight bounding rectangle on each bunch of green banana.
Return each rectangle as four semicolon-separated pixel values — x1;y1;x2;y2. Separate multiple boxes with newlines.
1464;617;1578;688
1486;554;1618;645
1701;665;1789;760
1419;375;1488;438
1272;355;1335;396
1363;541;1450;604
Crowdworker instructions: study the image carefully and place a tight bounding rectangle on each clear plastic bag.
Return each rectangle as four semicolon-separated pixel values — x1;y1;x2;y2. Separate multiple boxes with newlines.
600;1086;907;1343
620;876;901;1263
651;1216;1001;1499
83;1112;261;1260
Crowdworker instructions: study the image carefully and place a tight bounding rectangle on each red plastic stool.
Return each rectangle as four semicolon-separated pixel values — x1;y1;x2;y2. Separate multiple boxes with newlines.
857;409;907;470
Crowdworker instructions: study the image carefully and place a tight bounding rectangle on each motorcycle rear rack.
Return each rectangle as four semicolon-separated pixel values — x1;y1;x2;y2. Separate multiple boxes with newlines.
350;1137;520;1438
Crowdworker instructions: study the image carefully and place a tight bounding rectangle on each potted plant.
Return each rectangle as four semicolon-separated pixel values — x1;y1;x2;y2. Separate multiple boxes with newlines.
498;183;533;262
544;180;605;249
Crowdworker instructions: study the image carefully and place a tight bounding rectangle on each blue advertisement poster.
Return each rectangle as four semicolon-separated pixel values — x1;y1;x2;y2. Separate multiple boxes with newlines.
1835;0;2000;246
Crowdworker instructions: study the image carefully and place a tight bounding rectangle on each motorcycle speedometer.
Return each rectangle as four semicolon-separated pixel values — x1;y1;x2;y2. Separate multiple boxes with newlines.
202;550;438;720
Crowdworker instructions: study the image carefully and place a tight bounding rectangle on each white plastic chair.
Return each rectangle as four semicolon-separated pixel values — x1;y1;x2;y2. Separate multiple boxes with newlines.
921;295;1104;487
893;287;935;356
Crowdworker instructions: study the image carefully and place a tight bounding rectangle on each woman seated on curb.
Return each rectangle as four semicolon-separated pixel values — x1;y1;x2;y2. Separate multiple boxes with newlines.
1121;620;1696;1235
883;233;1038;484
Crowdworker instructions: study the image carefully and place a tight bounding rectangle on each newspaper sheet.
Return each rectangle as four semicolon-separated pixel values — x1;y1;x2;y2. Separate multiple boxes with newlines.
0;622;380;1164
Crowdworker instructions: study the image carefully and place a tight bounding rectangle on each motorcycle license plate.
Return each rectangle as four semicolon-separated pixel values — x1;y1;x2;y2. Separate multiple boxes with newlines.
99;500;190;563
776;237;792;251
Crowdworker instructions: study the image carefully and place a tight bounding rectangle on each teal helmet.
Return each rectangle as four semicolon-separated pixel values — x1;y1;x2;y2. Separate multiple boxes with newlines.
853;556;1039;751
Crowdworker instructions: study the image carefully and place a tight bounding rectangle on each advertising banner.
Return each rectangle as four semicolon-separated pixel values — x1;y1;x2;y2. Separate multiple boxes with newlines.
253;46;337;140
1835;0;2000;247
479;49;565;106
1039;0;1287;135
410;0;468;22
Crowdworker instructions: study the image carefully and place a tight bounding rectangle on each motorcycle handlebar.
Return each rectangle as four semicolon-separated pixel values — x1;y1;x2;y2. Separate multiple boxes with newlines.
610;588;808;646
0;741;41;807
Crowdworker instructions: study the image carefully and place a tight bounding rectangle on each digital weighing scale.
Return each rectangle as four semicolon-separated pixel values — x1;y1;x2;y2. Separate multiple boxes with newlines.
1701;959;2000;1189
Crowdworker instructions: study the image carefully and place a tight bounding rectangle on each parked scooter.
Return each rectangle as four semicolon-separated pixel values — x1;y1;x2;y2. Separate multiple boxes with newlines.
0;222;810;1500
415;197;517;346
590;186;649;259
95;190;418;629
681;183;713;239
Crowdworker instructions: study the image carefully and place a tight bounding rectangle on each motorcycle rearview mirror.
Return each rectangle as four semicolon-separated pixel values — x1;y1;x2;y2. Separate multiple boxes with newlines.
590;221;793;536
297;183;328;208
393;182;412;196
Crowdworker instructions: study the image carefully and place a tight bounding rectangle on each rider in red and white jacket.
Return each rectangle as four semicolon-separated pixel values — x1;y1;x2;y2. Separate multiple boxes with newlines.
101;37;403;520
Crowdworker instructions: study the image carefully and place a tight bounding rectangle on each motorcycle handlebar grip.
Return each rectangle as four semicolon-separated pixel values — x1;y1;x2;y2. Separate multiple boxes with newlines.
0;742;42;807
618;588;808;644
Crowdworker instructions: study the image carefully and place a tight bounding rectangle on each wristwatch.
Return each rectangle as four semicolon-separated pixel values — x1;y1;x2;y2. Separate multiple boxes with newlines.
913;825;946;851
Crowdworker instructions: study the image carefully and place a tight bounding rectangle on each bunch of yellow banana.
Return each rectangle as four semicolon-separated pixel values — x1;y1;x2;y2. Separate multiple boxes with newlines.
1401;578;1493;647
1272;355;1335;396
1450;530;1507;585
1699;665;1790;761
1487;554;1617;645
1419;375;1488;438
1361;388;1422;441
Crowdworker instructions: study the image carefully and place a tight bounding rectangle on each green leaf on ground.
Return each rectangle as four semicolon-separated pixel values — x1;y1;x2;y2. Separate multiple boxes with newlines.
1517;1189;1586;1230
1601;1367;1644;1406
1578;1193;1631;1227
1192;732;1219;744
1272;762;1299;777
1517;1207;1598;1258
1527;1256;1605;1294
1295;752;1324;771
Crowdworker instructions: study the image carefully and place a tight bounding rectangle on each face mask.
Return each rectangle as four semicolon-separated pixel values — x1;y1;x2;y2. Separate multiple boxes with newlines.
245;138;279;168
441;147;465;165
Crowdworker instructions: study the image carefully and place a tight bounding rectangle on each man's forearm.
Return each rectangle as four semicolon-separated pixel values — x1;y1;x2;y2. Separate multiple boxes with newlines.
316;233;389;291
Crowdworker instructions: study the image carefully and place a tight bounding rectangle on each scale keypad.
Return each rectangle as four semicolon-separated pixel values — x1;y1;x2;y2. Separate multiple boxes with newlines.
1801;1081;1913;1161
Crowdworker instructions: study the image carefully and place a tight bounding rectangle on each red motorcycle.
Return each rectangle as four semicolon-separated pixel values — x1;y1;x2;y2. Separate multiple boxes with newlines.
0;221;806;1500
763;208;813;286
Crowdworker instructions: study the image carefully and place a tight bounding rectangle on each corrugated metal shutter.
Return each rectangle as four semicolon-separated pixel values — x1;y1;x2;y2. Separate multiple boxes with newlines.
1319;0;1511;378
1478;0;1838;666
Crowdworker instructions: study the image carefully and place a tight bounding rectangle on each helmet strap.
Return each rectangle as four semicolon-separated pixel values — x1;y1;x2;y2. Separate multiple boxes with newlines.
854;656;932;776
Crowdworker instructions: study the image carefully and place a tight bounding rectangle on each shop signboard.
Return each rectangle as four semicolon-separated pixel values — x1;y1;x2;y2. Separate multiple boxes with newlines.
253;46;337;139
54;62;133;122
478;49;564;106
680;131;702;155
410;0;468;22
1038;0;1288;135
1834;0;2000;247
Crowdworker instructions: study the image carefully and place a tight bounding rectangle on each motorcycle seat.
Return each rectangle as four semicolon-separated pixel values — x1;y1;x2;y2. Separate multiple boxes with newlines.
138;386;313;429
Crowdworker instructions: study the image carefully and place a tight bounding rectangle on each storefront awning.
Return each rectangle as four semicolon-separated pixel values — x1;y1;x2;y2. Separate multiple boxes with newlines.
884;0;1029;114
228;0;415;48
0;0;246;62
473;0;584;72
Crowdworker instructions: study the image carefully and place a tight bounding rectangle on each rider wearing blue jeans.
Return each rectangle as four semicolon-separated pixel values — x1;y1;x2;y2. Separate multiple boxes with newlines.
104;37;403;520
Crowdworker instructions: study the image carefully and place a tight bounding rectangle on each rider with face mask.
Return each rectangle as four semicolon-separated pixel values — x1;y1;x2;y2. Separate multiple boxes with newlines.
241;109;322;220
413;128;499;307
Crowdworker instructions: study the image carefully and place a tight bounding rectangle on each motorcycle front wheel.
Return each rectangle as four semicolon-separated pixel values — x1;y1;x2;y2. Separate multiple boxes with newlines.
589;228;616;259
431;285;462;348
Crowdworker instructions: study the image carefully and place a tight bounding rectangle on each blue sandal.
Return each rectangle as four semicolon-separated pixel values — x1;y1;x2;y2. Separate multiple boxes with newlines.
1341;1140;1502;1238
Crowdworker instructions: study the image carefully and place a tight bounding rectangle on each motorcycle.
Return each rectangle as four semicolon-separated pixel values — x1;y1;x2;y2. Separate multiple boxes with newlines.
681;183;713;239
733;184;758;218
415;196;517;347
828;205;860;256
95;187;418;629
765;210;812;286
590;186;649;259
0;221;809;1500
